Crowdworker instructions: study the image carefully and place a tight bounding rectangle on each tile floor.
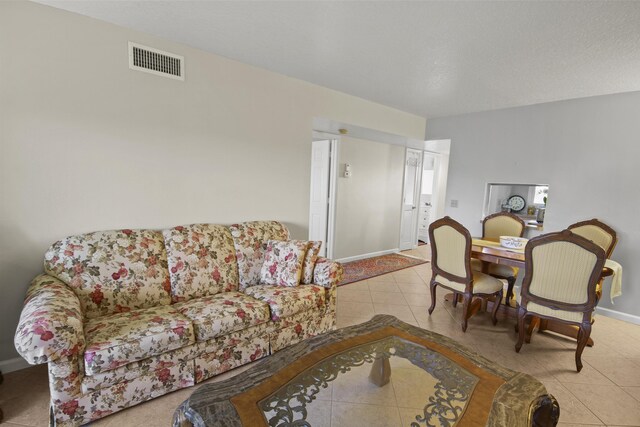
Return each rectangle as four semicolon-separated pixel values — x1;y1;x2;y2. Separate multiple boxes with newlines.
2;245;640;426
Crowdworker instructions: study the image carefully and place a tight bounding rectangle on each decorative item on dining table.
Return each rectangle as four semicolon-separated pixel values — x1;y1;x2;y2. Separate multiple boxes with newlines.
500;236;528;250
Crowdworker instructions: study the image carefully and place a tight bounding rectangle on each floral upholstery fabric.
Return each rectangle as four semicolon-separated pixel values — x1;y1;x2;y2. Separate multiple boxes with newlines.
313;257;344;289
201;322;273;354
195;336;269;383
270;313;334;352
229;221;290;290
49;355;82;403
174;292;270;341
83;306;195;375
18;220;341;427
81;342;204;394
44;229;171;319
260;240;309;287
52;359;194;427
163;224;239;303
15;274;85;364
244;285;325;321
301;241;322;284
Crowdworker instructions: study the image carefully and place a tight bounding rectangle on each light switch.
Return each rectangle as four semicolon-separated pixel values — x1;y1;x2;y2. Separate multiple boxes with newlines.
450;199;459;208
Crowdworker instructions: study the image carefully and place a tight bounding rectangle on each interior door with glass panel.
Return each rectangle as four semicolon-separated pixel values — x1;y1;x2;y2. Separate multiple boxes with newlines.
399;148;423;250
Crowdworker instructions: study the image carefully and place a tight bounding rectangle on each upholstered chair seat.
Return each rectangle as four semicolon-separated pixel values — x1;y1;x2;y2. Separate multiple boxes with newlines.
428;216;504;332
434;272;503;294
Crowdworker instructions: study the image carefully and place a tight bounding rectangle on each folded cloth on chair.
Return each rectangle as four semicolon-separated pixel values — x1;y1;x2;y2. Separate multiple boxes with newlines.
605;259;622;303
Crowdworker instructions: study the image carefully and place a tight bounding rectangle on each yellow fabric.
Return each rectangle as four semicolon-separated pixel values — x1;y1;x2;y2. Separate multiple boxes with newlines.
488;264;517;278
605;259;623;303
470;258;517;278
570;225;614;254
484;216;524;239
433;225;467;277
528;241;598;304
435;272;503;294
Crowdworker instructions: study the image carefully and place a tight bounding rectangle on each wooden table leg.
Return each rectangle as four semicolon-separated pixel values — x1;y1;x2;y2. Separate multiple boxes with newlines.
369;355;391;387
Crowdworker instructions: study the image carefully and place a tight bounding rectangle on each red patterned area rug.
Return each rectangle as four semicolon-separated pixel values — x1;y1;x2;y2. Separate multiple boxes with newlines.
339;253;428;286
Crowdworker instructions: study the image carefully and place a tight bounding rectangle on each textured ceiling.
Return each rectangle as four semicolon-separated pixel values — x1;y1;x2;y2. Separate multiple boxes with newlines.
34;1;640;118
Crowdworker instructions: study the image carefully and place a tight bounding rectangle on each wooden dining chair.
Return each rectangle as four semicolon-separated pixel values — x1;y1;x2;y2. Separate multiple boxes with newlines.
515;230;606;372
472;212;525;304
428;216;504;332
568;218;617;301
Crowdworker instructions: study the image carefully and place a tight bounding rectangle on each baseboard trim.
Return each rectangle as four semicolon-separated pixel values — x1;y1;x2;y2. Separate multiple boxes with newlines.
595;307;640;325
336;248;400;263
0;356;30;373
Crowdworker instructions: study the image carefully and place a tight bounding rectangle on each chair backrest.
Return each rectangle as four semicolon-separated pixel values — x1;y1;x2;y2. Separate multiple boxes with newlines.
428;216;472;285
520;230;606;321
483;212;525;239
567;218;617;259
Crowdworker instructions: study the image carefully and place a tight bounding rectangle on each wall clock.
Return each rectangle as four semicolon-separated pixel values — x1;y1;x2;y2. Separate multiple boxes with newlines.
507;195;526;213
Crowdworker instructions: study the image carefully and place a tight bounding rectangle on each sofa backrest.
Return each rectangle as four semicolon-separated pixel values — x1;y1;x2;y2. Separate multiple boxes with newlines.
229;221;290;290
44;229;171;319
162;224;239;302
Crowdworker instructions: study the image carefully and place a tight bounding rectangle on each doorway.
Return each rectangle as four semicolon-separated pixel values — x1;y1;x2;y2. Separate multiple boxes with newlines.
399;141;450;250
399;149;423;250
308;133;338;258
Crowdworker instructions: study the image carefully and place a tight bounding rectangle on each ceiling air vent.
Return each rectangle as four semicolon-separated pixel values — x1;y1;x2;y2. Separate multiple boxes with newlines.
128;42;184;81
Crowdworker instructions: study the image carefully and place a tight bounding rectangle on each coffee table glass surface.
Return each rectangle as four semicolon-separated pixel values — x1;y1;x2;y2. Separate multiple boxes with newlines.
174;315;558;427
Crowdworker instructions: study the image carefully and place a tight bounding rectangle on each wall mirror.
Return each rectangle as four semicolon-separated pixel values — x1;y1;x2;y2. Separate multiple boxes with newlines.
482;182;549;227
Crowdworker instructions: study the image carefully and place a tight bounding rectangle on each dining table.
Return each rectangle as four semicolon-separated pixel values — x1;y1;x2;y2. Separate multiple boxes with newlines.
459;238;622;346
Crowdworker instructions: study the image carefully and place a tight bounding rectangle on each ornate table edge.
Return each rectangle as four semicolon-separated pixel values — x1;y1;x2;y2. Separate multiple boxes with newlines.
172;314;557;427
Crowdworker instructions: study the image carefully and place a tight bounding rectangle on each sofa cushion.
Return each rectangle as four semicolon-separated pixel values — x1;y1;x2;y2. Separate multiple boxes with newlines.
174;292;270;341
301;241;322;284
163;224;239;302
244;285;325;321
229;221;290;290
44;229;171;319
260;240;309;287
83;306;195;375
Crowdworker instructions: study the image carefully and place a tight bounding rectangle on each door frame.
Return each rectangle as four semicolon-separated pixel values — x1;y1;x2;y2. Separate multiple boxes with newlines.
399;148;424;250
309;131;339;259
400;141;451;250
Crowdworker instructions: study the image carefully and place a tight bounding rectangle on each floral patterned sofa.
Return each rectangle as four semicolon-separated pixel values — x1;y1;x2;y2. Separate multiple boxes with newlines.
14;221;342;426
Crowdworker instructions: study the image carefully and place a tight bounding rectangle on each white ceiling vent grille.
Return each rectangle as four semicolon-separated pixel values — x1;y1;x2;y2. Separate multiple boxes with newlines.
128;42;184;81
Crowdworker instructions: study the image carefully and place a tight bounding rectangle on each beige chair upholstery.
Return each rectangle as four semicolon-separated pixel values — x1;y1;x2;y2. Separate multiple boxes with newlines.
484;214;525;240
515;230;605;372
567;219;617;301
428;216;504;332
473;212;525;303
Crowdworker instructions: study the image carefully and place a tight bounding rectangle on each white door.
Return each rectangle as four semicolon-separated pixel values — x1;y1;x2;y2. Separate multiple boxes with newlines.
399;148;422;250
309;140;331;257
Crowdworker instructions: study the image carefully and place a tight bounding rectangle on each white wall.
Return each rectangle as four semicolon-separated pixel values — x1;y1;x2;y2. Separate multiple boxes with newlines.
426;91;640;318
334;137;405;259
0;1;426;364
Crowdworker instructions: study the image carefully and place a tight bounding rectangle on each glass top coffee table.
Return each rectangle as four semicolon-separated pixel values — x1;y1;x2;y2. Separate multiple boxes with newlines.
173;315;558;427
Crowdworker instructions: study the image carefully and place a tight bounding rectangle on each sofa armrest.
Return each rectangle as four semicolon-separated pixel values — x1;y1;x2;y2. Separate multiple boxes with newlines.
14;274;85;364
312;257;343;289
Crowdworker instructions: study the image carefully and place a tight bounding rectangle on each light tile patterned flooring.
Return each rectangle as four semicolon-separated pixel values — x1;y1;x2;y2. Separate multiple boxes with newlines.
2;245;640;426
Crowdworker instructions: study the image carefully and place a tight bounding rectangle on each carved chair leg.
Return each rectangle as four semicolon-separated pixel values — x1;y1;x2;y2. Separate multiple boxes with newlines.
461;292;472;332
428;281;437;315
575;323;592;372
515;307;527;353
491;289;503;325
506;276;516;304
452;291;459;307
526;316;540;344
